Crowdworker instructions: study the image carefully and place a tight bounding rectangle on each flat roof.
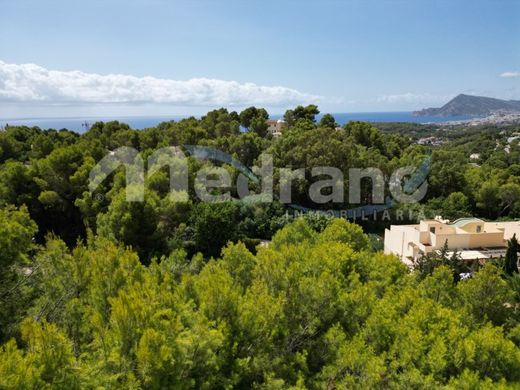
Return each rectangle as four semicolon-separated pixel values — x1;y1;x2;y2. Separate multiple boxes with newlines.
450;217;484;228
445;248;506;260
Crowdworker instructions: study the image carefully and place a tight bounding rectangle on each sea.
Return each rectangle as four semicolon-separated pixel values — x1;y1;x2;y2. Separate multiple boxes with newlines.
0;112;480;133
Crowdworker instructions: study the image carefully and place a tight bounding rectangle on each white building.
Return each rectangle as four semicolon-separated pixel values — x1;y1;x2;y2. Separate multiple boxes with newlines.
266;119;285;137
384;216;520;265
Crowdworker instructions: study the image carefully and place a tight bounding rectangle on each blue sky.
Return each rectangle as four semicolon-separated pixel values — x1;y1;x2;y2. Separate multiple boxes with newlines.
0;0;519;118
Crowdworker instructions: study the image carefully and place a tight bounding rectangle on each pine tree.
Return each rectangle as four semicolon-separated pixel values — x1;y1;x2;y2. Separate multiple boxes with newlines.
505;234;519;275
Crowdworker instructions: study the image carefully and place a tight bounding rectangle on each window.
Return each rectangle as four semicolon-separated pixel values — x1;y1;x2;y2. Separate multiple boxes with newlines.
476;225;482;233
430;227;436;234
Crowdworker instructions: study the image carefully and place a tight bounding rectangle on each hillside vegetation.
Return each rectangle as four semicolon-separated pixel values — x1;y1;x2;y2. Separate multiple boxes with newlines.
1;106;520;387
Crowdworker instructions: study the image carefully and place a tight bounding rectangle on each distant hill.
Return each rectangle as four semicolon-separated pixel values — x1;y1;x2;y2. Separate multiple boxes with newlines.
413;94;520;117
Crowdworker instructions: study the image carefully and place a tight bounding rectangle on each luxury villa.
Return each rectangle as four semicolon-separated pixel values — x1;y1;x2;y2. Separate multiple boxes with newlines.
266;119;285;137
384;216;520;265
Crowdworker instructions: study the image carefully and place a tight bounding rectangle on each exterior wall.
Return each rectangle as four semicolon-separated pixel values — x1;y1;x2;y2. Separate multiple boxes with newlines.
419;220;436;232
384;219;520;264
267;123;278;133
431;232;505;249
418;230;431;245
419;220;455;235
266;120;284;136
488;222;520;240
384;225;420;262
457;221;484;234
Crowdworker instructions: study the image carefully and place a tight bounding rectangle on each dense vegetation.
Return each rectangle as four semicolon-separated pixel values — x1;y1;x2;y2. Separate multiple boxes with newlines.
1;106;520;387
1;106;519;250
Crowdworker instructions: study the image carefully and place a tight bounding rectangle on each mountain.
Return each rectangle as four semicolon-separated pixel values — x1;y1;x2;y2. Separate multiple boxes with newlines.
413;94;520;117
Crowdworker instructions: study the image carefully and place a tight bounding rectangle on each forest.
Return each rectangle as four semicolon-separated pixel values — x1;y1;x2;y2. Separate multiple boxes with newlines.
1;105;520;388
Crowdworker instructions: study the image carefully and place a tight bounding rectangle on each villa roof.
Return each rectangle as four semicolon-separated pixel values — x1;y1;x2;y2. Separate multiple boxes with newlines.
450;217;484;228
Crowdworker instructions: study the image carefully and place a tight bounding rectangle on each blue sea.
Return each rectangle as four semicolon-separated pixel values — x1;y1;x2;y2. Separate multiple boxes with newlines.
0;112;479;133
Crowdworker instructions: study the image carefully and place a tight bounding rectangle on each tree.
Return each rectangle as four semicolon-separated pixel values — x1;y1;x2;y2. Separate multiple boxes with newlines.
0;205;38;341
318;113;338;129
83;120;136;150
189;202;240;257
499;183;520;216
270;217;317;249
267;125;357;205
201;108;240;138
97;187;190;261
283;105;320;126
345;121;383;150
413;240;465;281
0;319;81;389
319;218;370;251
0;161;38;209
4;110;520;388
0;132;20;163
428;150;467;198
32;144;87;244
458;263;515;326
477;181;501;218
0;214;34;259
239;106;269;137
505;234;519;275
2;217;520;387
443;192;471;220
249;115;269;137
228;132;267;167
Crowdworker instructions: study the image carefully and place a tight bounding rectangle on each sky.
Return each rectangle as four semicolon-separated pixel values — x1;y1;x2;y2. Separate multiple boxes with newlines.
0;0;519;118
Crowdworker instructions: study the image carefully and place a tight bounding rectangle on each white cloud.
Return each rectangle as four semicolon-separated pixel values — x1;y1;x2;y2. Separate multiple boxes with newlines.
500;71;520;78
0;60;321;106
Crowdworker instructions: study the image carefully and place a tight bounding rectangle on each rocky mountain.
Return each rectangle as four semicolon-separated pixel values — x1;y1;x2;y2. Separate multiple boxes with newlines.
413;94;520;117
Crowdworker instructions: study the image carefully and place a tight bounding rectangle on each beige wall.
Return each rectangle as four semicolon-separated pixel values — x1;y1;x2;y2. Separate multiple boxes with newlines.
384;225;420;261
458;221;484;233
488;222;520;240
267;121;283;136
384;219;520;263
431;232;505;249
420;220;456;235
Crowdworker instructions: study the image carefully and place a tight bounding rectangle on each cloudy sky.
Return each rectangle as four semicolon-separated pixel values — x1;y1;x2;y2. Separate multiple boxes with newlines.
1;0;519;118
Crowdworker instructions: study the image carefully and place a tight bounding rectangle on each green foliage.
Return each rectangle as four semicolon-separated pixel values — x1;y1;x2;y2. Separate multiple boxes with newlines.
319;218;370;251
457;263;515;326
0;206;38;341
505;234;520;275
0;319;80;389
97;187;191;261
428;150;467;198
318;113;338;129
413;240;467;282
189;202;240;257
2;108;520;387
2;106;517;257
227;131;268;167
500;183;520;217
284;104;320;127
0;219;520;387
427;192;471;221
201;108;240;138
239;106;269;137
0;205;37;272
